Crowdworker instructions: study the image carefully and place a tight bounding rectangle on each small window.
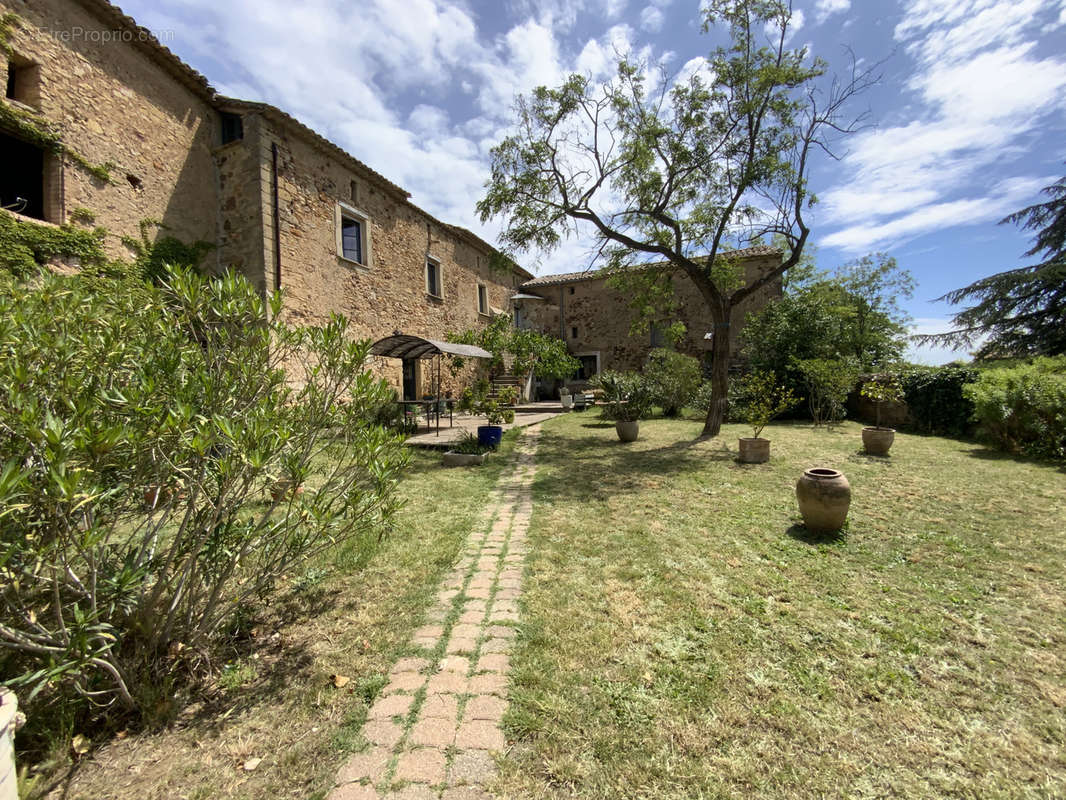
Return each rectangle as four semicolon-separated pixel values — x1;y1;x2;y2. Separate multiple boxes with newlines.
336;202;371;267
220;112;243;144
5;56;41;108
349;180;359;204
571;326;578;339
0;131;45;220
569;286;575;295
477;284;488;314
426;258;442;298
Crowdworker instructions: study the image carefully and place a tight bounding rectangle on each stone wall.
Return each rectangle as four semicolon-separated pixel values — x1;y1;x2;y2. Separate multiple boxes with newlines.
0;0;219;262
227;111;525;398
517;254;782;379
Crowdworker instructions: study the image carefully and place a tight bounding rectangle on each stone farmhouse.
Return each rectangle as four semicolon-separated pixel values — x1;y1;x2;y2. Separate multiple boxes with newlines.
515;247;783;390
1;0;780;401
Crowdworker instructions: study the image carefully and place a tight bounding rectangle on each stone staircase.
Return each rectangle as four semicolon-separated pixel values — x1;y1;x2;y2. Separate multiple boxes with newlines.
489;374;521;402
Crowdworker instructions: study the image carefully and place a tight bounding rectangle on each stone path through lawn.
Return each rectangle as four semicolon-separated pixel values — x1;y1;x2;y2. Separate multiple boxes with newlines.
328;426;540;800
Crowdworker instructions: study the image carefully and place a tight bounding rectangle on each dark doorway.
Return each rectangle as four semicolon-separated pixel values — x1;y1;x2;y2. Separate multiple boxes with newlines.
402;358;417;401
0;132;45;220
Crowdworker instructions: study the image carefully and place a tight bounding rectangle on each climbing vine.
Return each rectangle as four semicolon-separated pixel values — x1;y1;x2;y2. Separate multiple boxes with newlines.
0;12;18;56
122;219;214;283
0;210;110;278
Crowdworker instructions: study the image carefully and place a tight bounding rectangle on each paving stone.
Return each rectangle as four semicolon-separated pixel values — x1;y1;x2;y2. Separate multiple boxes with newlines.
411;636;439;650
394;747;447;784
498;570;522;581
465;586;491;600
409;716;456;748
440;655;471;674
451;623;480;639
491;601;518;614
494;588;519;601
497;578;521;591
445;637;478;654
489;610;519;624
480;637;511;654
363;718;404;749
384;671;426;694
420;692;459;720
467;576;493;590
335;747;391;785
329;782;381;800
413;625;444;639
485;625;516;639
476;654;510;674
463;599;488;614
465;695;507;722
469;673;507;696
457;610;483;625
437;589;459;604
368;693;414;720
427;671;469;694
455;719;506;751
446;749;497;786
393;658;430;674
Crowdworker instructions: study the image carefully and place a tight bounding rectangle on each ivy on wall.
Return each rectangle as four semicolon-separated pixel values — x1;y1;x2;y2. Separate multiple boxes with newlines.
0;210;110;278
0;13;116;183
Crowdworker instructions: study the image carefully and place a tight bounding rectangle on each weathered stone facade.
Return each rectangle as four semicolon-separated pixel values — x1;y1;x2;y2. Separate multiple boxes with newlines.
516;248;783;386
0;0;530;398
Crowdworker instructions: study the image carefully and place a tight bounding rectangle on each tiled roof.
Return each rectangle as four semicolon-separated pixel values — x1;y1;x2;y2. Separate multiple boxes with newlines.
519;245;782;288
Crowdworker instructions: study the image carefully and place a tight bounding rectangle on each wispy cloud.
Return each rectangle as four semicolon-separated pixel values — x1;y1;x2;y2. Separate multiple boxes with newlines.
818;0;1066;254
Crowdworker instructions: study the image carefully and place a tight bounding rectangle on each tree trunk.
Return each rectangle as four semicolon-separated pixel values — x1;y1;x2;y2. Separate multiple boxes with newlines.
701;315;732;438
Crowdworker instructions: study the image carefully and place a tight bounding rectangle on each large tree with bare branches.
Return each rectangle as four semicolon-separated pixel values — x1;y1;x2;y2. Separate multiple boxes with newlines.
477;0;875;437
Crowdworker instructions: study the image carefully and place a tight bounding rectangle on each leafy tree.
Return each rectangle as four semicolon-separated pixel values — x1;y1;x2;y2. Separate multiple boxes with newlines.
918;173;1066;358
477;0;875;437
643;348;702;416
449;314;579;380
795;357;859;426
741;252;912;395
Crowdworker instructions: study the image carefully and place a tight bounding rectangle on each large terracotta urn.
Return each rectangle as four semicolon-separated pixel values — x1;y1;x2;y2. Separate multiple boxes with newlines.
795;467;851;532
862;426;895;456
616;420;640;442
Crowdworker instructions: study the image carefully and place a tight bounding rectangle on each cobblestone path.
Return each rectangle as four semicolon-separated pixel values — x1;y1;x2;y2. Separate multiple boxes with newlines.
329;426;540;800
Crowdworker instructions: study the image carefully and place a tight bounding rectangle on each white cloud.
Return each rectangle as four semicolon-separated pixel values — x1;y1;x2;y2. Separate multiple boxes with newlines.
814;0;850;24
819;0;1066;255
640;5;665;32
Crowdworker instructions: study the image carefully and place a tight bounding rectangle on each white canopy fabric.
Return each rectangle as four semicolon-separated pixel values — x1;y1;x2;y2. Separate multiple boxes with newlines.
369;334;492;360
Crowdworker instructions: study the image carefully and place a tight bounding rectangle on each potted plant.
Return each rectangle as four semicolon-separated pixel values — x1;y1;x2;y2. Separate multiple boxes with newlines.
594;371;650;442
734;371;797;463
559;385;573;410
442;431;492;466
459;380;515;449
860;375;904;456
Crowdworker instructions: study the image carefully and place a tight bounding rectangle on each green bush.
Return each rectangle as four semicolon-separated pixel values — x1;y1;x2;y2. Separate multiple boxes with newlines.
962;358;1066;460
795;358;860;426
643;348;702;417
0;267;407;715
900;365;979;436
592;371;652;422
733;371;798;438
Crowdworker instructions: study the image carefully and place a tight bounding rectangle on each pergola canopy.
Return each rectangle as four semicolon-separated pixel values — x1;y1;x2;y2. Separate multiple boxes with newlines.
369;334;492;361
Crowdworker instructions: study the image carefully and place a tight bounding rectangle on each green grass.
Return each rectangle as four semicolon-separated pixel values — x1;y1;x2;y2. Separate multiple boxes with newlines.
497;413;1066;799
32;434;519;800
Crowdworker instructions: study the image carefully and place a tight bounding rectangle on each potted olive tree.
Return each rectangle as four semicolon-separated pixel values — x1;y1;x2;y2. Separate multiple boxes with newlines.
595;371;651;442
735;371;797;463
860;375;904;456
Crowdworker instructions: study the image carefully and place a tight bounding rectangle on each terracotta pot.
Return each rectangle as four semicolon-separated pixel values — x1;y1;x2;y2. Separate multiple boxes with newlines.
795;467;851;532
738;437;770;463
862;426;895;456
616;420;640;442
442;451;487;467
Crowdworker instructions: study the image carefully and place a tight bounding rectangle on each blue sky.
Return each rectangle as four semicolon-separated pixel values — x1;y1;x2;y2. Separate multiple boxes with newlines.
123;0;1066;363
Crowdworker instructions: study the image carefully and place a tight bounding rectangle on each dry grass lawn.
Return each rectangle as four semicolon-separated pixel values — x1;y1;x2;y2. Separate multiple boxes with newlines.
496;414;1066;799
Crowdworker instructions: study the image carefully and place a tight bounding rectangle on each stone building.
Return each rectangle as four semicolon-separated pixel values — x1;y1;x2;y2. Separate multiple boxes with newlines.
514;246;783;390
0;0;531;399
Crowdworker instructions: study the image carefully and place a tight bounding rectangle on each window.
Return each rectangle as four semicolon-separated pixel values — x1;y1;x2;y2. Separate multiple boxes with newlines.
574;354;599;380
426;258;442;298
569;286;575;295
5;56;40;109
477;284;488;315
0;131;45;220
571;326;578;339
349;180;359;204
335;202;370;267
220;112;243;144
